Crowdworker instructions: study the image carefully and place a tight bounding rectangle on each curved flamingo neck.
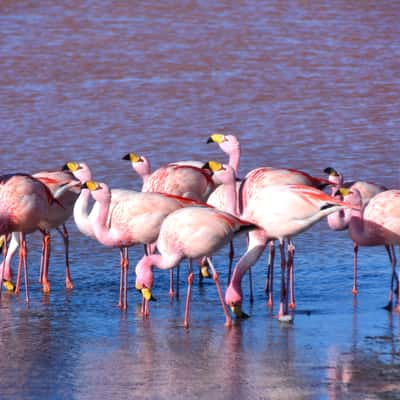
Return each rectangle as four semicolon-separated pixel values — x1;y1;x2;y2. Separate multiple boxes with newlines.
73;189;95;238
91;191;115;247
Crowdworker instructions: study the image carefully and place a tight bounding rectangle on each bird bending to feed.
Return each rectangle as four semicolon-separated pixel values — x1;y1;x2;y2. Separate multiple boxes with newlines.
135;161;257;328
224;183;357;322
337;187;400;311
80;179;203;311
324;166;394;296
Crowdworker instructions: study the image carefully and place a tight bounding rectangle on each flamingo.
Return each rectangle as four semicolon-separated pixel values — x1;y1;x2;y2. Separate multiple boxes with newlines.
134;161;257;328
324;166;393;295
0;173;58;301
337;187;400;310
0;170;80;293
122;152;215;201
122;152;217;296
224;183;357;321
80;179;203;311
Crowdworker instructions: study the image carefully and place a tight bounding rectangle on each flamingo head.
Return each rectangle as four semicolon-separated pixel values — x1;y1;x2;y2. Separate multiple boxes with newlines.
225;285;249;319
62;161;92;183
135;256;156;301
81;180;112;204
202;160;236;185
324;167;343;187
122;152;150;178
207;133;240;156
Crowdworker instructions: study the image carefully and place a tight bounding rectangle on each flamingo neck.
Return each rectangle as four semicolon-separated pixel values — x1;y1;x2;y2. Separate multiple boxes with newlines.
73;189;95;238
91;193;116;247
348;207;365;243
223;179;238;216
228;146;240;175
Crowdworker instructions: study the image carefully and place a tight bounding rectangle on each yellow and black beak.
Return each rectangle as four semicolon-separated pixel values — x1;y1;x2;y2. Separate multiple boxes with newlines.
334;187;352;197
207;133;226;144
202;160;224;174
2;280;15;292
122;153;143;163
230;304;250;319
81;180;101;191
62;161;81;172
141;287;156;302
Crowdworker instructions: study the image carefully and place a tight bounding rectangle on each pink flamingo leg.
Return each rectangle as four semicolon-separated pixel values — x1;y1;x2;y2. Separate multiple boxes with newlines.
278;240;288;319
118;248;124;308
352;242;359;295
265;241;275;308
176;264;180;300
18;233;30;303
288;240;295;310
183;260;194;329
207;258;232;327
169;269;174;299
121;247;129;311
57;224;73;290
41;231;51;294
0;235;10;298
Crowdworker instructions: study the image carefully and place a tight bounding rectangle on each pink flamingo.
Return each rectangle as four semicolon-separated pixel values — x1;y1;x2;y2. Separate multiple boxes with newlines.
0;173;58;301
122;152;215;201
0;170;80;293
80;179;202;311
324;166;393;295
209;134;333;308
135;161;257;328
224;183;356;321
337;187;400;310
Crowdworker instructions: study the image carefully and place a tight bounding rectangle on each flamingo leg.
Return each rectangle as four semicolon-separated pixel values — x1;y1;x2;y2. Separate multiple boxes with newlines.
183;259;194;329
15;234;24;295
20;233;29;303
118;248;124;308
169;269;174;299
288;240;295;310
122;247;129;311
265;241;275;308
352;242;359;295
0;234;10;298
41;231;51;294
278;240;288;319
57;224;73;289
207;257;232;327
176;264;180;300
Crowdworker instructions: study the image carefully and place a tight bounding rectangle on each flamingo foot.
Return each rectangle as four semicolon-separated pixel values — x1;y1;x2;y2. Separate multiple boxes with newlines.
289;301;296;310
224;317;232;328
395;304;400;314
169;289;174;299
42;281;51;294
352;288;358;296
183;320;189;329
267;299;273;308
66;280;74;290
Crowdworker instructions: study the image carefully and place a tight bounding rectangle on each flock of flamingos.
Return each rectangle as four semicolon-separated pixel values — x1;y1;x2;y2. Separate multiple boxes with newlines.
0;134;399;328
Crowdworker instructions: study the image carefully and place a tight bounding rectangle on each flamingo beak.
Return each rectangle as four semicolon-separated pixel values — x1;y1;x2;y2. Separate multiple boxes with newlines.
2;280;15;292
141;288;156;301
200;265;210;278
207;133;225;144
230;304;249;319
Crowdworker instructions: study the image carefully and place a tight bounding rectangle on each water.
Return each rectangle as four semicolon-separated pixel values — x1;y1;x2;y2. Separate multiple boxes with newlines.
0;1;400;399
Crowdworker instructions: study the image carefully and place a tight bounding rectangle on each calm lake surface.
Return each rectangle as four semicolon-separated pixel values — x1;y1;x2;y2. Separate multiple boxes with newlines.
1;1;400;399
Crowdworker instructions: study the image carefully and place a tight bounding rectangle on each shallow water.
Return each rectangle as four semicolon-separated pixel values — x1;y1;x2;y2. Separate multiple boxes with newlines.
0;1;400;399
